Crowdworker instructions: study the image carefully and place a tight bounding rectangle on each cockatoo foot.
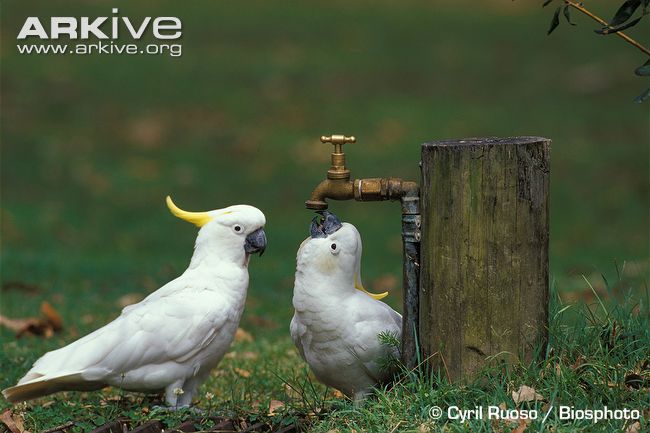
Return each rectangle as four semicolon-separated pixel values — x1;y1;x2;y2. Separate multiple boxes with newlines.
352;391;371;408
152;404;204;414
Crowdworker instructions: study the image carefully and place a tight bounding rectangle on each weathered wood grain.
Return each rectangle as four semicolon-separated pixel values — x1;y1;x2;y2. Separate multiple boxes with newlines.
419;137;550;381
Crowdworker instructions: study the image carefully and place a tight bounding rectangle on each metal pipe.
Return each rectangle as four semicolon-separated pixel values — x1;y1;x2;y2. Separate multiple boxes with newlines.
400;186;420;370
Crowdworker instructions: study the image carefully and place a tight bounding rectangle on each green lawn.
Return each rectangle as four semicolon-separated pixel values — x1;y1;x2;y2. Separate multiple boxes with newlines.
1;1;648;431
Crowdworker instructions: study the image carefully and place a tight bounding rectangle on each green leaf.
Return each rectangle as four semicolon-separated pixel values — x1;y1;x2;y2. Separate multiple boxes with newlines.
563;6;576;25
634;87;650;103
610;0;641;26
543;0;554;7
634;59;650;76
596;16;643;34
547;6;561;35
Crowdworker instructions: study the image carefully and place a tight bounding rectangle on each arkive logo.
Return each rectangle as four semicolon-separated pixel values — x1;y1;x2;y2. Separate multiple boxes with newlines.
15;9;183;57
17;8;182;40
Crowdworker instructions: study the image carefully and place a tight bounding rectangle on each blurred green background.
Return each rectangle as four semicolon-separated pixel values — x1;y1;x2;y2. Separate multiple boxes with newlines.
1;0;648;351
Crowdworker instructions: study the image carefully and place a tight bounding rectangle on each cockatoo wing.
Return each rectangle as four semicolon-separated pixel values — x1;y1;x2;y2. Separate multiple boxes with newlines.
5;281;233;402
343;294;402;383
289;314;307;360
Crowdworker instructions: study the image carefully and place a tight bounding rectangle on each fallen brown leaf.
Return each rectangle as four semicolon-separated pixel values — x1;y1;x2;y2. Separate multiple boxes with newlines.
571;354;585;370
117;293;143;309
511;385;544;404
140;276;158;291
40;302;62;331
490;419;505;433
234;368;251;378
127;114;166;149
2;281;40;294
41;422;74;433
625;421;641;433
235;328;254;343
225;350;258;360
284;384;301;400
125;158;160;181
0;301;63;339
101;395;122;402
625;372;648;389
371;274;398;293
0;410;27;433
511;419;529;433
247;315;278;329
0;316;36;333
241;351;258;360
268;399;284;416
0;315;54;339
72;161;111;194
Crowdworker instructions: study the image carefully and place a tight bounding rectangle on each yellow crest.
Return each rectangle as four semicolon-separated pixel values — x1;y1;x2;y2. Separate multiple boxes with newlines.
166;196;213;227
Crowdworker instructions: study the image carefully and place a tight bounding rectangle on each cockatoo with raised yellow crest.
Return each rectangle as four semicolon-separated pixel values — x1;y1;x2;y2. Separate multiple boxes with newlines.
290;211;402;403
2;197;267;407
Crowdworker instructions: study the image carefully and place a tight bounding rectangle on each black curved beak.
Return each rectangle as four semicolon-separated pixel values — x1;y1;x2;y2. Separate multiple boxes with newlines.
310;216;326;238
244;228;267;256
310;210;342;239
320;210;342;235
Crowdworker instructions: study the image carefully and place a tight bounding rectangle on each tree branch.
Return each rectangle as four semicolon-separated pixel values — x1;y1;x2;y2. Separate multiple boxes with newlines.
564;0;650;56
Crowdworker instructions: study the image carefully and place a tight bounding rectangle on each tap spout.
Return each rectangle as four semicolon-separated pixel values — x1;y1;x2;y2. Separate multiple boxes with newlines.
305;179;354;210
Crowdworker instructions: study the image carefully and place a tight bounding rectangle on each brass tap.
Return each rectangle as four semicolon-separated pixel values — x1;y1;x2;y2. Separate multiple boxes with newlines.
305;134;419;210
321;134;355;181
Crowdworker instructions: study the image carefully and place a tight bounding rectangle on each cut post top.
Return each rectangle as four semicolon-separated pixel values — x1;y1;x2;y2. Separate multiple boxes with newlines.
422;136;550;148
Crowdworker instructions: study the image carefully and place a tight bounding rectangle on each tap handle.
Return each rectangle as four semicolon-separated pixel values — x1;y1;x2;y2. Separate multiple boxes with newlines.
321;134;356;154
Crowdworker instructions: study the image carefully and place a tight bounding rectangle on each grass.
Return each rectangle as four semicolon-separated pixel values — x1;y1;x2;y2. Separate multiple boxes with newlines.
2;281;647;432
1;0;648;431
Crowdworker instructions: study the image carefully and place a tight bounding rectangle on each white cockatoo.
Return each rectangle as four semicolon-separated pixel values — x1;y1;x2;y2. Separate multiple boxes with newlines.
290;211;402;402
2;196;267;407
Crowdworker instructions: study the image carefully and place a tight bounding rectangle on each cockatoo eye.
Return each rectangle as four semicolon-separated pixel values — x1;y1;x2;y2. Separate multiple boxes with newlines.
233;225;243;233
330;243;339;255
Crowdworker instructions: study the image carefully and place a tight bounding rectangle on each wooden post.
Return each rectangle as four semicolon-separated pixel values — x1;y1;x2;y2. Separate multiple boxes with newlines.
419;137;550;381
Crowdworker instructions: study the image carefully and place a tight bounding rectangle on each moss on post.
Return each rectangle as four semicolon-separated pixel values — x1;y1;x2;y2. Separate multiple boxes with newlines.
419;137;550;381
